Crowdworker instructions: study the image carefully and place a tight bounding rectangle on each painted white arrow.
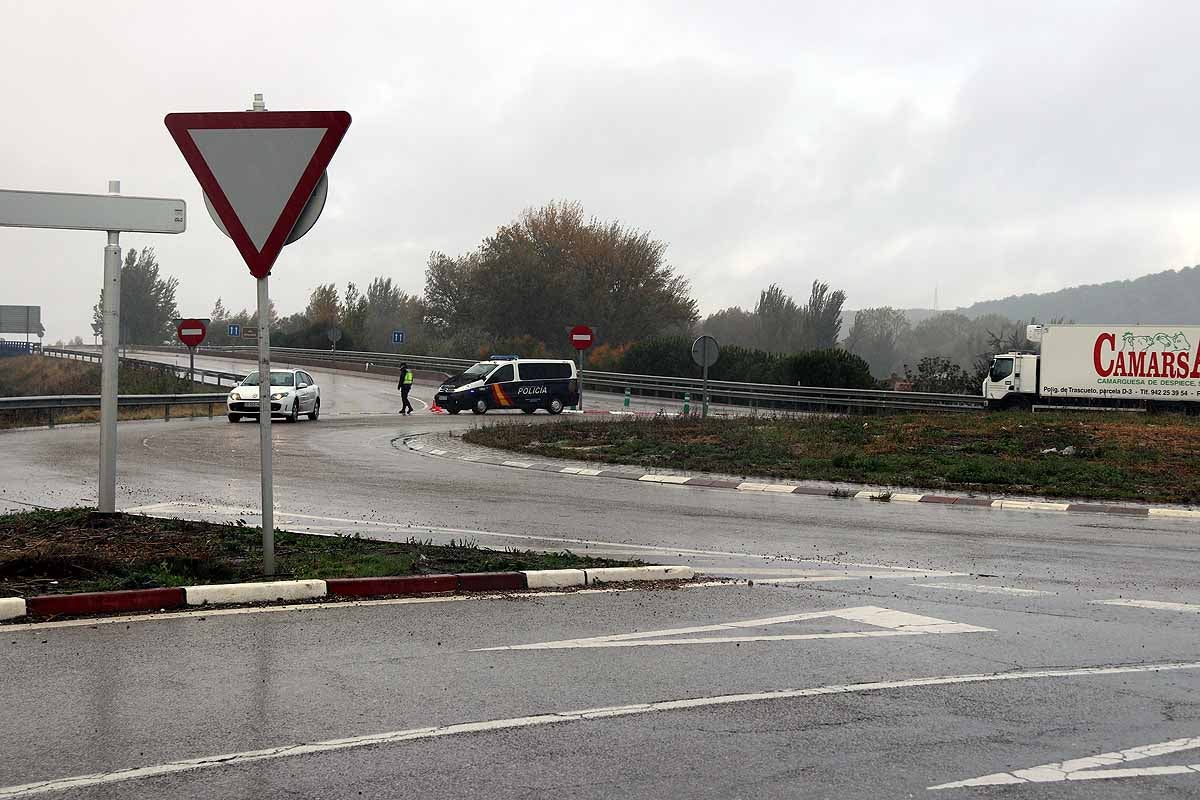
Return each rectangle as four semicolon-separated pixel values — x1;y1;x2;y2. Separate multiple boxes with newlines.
475;606;992;651
930;736;1200;789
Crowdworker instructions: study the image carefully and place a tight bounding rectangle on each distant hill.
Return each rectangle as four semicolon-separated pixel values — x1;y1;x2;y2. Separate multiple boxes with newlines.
955;265;1200;324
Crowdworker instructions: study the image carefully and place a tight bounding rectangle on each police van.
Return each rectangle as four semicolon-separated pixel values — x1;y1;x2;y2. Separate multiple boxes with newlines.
435;357;580;415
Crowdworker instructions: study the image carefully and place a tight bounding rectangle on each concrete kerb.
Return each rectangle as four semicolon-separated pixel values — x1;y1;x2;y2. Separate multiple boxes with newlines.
399;434;1200;522
0;566;696;623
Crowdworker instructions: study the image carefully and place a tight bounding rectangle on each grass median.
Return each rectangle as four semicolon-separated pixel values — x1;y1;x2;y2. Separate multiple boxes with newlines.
0;508;639;596
463;412;1200;504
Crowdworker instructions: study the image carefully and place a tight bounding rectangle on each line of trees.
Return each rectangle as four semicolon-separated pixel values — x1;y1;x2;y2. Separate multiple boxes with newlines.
86;205;1042;393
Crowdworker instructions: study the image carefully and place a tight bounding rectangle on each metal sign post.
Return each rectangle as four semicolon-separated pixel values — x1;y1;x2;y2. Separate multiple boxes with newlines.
166;93;351;575
327;327;342;362
100;190;122;510
0;183;186;513
691;335;720;419
257;276;274;574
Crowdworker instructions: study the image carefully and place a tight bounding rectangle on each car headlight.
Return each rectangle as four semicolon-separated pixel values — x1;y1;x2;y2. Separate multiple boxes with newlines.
230;391;242;400
270;392;288;400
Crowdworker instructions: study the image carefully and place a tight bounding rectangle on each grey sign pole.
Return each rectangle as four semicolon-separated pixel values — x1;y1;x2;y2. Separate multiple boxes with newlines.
690;335;720;419
99;181;123;511
257;276;274;575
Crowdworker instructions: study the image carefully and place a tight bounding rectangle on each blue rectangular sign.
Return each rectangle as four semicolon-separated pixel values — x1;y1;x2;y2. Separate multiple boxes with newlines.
228;324;241;338
392;330;405;344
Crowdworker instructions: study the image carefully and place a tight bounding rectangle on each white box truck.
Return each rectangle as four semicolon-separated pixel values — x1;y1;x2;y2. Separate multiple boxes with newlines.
983;323;1200;411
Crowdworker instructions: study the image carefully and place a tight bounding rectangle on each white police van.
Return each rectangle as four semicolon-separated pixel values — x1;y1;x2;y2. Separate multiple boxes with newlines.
436;357;579;415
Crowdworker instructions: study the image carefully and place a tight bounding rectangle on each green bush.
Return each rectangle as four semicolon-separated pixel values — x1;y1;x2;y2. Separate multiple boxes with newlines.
780;349;875;389
610;337;875;388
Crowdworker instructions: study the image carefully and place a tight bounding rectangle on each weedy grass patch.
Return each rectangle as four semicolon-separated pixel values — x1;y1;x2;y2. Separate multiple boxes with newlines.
464;412;1200;504
0;508;639;596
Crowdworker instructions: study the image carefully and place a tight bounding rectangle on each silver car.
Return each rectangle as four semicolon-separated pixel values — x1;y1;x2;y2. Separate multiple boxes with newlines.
227;369;321;423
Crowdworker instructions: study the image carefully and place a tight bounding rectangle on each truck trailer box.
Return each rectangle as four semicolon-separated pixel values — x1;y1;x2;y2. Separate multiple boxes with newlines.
1034;324;1200;402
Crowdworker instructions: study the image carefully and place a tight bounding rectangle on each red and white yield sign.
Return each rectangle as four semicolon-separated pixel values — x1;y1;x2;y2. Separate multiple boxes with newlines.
570;324;594;350
176;318;207;348
163;110;352;279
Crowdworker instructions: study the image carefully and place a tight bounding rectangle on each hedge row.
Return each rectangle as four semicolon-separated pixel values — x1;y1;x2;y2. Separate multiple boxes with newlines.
588;337;875;389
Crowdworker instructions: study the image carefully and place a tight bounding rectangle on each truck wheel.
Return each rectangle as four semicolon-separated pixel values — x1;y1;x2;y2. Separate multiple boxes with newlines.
548;397;564;415
227;413;240;423
472;398;488;414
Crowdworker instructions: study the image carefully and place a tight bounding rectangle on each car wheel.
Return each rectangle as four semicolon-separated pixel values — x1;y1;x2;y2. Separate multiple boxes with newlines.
308;399;320;421
522;407;535;414
447;408;461;415
227;413;240;423
286;401;299;423
472;398;488;415
548;397;564;415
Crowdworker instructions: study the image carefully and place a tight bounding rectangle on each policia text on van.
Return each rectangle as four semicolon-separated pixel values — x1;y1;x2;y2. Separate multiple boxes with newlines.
435;359;580;414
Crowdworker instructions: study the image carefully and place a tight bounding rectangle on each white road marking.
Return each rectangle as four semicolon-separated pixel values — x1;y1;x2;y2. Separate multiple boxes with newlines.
911;582;1053;597
1098;599;1200;614
474;606;993;651
930;736;1200;789
4;662;1198;798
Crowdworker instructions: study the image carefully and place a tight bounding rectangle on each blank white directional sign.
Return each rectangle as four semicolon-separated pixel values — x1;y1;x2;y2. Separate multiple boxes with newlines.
475;606;993;651
0;189;185;234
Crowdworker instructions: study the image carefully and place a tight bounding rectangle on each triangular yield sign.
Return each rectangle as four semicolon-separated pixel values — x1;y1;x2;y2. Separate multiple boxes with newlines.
164;110;351;279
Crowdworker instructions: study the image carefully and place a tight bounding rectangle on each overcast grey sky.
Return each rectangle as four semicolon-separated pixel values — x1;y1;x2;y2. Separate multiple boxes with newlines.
3;0;1199;341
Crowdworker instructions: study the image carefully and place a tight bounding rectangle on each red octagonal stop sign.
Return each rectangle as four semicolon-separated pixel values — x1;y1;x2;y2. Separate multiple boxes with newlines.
177;318;207;349
570;324;594;350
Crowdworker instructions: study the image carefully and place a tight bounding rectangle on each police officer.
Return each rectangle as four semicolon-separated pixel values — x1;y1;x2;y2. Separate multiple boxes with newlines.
398;362;415;414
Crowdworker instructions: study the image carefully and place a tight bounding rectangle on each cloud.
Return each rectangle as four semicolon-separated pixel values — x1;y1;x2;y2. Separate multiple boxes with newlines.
3;1;1200;341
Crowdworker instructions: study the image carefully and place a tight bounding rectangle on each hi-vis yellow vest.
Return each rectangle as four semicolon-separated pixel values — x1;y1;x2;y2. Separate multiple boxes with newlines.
403;370;414;385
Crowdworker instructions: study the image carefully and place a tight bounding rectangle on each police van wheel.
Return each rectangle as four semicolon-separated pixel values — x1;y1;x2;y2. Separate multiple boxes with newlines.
548;398;564;415
472;399;488;415
522;408;535;414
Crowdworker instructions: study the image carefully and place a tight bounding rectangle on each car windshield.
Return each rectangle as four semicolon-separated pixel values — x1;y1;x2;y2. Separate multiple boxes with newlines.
461;363;495;379
241;371;295;387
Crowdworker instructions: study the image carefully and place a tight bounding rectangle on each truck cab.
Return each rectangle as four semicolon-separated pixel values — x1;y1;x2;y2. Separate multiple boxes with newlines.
982;352;1040;408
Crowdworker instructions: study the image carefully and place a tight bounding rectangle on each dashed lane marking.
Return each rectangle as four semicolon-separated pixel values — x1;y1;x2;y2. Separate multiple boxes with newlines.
1097;599;1200;614
3;662;1198;798
911;583;1053;597
473;606;993;651
930;736;1200;789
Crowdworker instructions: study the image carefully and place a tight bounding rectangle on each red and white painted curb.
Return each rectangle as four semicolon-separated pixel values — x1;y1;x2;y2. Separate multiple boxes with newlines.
0;566;694;622
404;437;1200;521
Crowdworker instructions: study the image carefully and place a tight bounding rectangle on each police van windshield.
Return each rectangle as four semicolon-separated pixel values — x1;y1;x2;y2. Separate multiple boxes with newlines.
462;363;496;379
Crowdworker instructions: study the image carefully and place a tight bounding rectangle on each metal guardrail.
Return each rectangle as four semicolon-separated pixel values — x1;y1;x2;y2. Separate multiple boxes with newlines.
172;344;984;413
0;392;229;427
60;343;985;414
0;341;40;357
43;347;246;387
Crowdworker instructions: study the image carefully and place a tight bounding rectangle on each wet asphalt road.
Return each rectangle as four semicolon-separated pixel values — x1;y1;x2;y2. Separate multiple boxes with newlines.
1;354;1198;798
